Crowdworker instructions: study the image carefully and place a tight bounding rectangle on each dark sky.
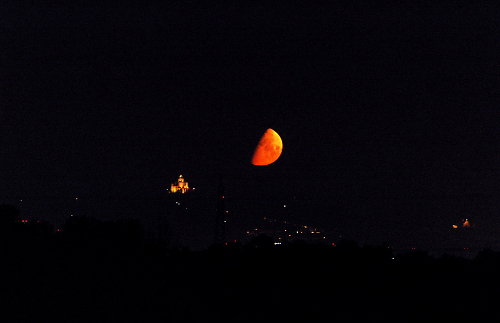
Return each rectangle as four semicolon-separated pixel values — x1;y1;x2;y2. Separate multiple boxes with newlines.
2;2;500;251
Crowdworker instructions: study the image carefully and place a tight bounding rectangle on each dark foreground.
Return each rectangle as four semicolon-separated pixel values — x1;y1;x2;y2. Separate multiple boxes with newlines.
2;216;500;322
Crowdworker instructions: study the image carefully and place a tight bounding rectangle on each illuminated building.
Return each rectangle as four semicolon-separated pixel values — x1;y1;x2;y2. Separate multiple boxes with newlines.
453;219;473;229
170;175;190;194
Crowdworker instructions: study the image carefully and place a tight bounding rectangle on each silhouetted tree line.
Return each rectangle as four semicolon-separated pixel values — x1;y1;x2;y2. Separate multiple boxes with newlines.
1;204;500;322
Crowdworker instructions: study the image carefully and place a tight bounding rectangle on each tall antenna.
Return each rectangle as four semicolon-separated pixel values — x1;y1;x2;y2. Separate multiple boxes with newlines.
214;175;226;245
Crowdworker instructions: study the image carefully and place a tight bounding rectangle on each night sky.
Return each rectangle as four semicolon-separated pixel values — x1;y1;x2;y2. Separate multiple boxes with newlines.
3;2;500;252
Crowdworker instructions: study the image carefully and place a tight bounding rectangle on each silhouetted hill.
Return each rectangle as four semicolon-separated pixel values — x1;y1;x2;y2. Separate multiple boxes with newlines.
1;212;500;322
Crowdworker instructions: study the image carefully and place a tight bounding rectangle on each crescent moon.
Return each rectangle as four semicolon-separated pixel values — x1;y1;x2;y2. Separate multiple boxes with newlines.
251;128;283;166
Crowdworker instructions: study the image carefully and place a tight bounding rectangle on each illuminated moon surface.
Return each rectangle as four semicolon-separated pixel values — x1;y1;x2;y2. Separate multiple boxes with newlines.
251;128;283;166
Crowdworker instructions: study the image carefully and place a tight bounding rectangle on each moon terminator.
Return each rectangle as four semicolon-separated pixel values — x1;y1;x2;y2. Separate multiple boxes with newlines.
251;128;283;166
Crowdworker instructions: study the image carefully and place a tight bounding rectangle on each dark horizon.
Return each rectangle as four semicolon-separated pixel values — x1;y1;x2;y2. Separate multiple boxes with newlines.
4;201;500;321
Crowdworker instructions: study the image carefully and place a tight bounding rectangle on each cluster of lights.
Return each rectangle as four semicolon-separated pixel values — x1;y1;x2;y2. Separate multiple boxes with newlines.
247;217;328;242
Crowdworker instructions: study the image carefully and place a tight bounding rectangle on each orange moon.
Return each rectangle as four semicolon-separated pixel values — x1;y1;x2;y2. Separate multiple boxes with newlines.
251;128;283;166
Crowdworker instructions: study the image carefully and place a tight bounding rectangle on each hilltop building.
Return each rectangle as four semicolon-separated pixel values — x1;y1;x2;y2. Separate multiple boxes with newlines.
170;175;190;194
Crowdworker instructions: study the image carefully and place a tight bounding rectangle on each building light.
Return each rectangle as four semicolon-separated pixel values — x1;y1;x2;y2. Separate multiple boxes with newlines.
274;242;281;245
170;175;190;194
